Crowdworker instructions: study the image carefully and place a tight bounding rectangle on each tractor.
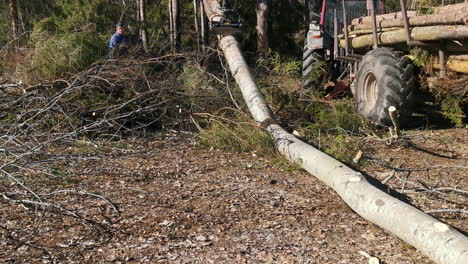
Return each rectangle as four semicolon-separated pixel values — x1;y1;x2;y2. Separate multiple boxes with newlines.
303;0;424;127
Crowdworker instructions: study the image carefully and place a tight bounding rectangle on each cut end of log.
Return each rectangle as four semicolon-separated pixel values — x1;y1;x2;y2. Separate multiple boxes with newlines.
353;150;363;164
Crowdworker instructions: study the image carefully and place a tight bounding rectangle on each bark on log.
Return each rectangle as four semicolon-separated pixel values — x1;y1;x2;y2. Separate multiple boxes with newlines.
338;27;401;39
348;11;468;31
339;25;468;49
351;11;417;25
433;58;468;74
203;0;224;22
450;55;468;61
204;1;468;263
434;2;468;14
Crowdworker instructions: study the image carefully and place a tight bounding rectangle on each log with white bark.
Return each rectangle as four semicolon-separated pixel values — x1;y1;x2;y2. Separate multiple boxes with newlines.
351;11;417;25
339;25;468;49
203;1;468;264
434;2;468;14
348;11;468;31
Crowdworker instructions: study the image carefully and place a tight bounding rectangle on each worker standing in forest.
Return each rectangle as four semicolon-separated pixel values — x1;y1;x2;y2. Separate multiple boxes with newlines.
109;23;129;58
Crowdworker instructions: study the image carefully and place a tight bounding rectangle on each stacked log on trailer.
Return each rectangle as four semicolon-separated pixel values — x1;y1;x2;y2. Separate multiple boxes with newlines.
338;2;468;73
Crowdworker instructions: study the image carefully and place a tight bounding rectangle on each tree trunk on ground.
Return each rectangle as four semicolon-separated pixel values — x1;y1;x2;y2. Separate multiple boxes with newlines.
168;0;181;52
340;25;468;49
8;0;19;39
256;0;269;57
202;1;468;263
349;11;468;31
434;2;468;14
139;0;149;53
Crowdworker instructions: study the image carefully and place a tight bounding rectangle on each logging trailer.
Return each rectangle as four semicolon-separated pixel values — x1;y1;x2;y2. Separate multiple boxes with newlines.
303;0;468;127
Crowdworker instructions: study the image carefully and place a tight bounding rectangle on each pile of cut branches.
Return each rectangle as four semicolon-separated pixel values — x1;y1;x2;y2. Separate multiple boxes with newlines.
0;52;236;228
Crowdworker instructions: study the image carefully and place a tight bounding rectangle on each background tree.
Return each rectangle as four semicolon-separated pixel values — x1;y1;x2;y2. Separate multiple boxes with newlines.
168;0;181;52
138;0;149;53
256;0;269;57
8;0;19;39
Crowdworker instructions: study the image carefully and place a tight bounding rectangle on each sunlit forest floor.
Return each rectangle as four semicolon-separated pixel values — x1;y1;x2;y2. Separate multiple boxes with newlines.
1;128;466;264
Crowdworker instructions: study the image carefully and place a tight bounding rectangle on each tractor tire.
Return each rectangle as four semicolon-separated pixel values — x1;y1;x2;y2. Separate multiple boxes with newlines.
302;41;324;88
354;48;416;127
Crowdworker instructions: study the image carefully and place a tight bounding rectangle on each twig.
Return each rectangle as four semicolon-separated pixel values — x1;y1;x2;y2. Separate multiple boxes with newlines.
217;48;242;110
381;171;396;185
425;209;468;214
43;190;120;214
388;106;400;138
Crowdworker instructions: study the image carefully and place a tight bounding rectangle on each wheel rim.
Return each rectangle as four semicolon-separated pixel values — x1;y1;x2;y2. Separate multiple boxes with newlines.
362;71;379;113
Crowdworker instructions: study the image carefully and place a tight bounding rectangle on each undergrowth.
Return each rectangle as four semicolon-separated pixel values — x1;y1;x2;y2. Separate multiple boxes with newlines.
197;53;367;164
196;111;277;157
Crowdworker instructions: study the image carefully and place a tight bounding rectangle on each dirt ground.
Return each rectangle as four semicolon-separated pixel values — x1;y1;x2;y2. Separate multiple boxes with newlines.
0;128;467;264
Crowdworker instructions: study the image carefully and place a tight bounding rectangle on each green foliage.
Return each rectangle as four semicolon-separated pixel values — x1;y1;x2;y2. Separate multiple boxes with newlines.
197;114;277;157
178;64;211;91
305;98;364;134
300;98;365;162
409;47;431;67
257;52;302;77
270;52;301;76
441;95;466;127
31;31;106;80
56;0;122;33
32;17;61;36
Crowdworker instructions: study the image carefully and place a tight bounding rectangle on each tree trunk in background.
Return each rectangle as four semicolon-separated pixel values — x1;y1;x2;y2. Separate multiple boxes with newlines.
256;0;269;57
9;0;19;39
200;0;208;49
193;0;199;51
168;0;181;52
139;0;149;53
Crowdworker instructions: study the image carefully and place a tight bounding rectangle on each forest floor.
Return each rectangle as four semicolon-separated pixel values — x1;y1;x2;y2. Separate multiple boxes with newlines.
1;127;466;264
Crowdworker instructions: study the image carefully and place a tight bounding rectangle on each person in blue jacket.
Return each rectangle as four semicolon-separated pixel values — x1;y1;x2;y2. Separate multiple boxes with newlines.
109;23;129;58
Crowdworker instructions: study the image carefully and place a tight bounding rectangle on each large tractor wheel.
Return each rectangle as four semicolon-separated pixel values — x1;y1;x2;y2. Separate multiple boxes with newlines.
302;41;324;88
354;48;416;127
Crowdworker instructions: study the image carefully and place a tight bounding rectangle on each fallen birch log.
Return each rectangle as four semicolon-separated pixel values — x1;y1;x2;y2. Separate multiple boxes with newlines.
339;25;468;49
351;11;417;25
348;11;468;31
204;1;468;264
434;2;468;14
